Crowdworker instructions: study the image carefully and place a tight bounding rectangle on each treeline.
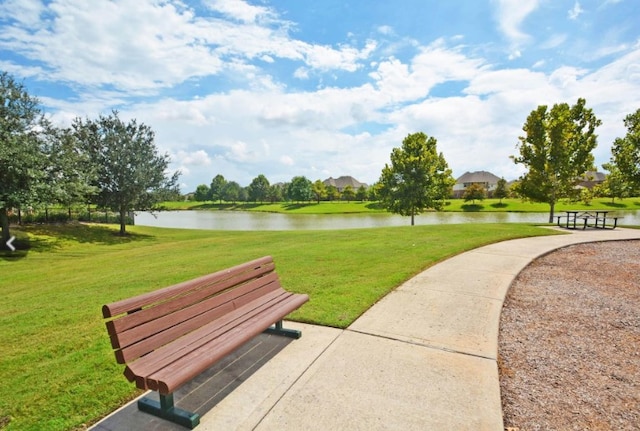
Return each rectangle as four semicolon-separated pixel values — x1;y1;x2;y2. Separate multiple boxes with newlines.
1;71;179;246
191;175;372;204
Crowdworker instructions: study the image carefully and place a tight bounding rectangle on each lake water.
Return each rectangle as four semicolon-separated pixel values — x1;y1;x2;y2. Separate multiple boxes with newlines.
135;210;640;231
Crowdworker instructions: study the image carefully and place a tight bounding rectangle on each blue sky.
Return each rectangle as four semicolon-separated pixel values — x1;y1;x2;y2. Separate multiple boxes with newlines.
1;0;639;192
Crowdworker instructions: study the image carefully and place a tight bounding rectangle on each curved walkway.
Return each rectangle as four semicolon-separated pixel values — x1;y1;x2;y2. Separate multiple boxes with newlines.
92;227;640;431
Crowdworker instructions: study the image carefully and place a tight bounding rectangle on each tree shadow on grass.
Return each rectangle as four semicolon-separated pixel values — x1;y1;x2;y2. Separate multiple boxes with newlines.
282;203;315;210
461;203;485;212
1;223;155;260
365;202;385;210
490;202;509;209
601;201;628;208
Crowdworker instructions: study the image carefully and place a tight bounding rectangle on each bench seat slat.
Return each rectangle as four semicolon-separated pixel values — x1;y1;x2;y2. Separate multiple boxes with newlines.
102;256;275;318
106;262;275;335
123;288;293;387
110;272;280;354
147;292;309;394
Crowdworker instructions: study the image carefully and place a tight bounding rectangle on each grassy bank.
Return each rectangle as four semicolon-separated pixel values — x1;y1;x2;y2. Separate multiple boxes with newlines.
161;197;640;214
1;222;559;430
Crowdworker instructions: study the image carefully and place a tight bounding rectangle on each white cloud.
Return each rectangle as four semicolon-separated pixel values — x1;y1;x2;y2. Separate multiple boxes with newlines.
568;2;585;20
0;0;45;27
492;0;540;56
294;67;310;79
205;0;277;23
369;39;486;102
175;150;212;167
0;0;376;96
377;25;394;36
280;155;294;166
540;34;567;50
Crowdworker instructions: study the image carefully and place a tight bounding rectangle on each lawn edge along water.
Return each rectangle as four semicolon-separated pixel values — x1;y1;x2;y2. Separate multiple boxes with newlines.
0;222;560;431
159;197;640;214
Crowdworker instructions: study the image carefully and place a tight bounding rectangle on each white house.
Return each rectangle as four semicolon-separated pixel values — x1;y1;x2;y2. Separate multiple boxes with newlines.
452;171;502;198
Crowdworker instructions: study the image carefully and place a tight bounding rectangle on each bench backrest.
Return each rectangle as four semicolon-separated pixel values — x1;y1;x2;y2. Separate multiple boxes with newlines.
102;256;281;364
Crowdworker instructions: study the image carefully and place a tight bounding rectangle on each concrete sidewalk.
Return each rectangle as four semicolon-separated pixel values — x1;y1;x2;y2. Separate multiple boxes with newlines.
92;227;640;431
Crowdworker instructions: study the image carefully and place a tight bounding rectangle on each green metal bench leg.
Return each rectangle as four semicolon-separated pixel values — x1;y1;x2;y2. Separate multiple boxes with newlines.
138;393;200;429
264;320;302;339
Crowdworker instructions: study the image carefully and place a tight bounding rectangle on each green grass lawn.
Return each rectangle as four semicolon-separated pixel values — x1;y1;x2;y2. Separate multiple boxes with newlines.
160;197;640;214
1;222;561;430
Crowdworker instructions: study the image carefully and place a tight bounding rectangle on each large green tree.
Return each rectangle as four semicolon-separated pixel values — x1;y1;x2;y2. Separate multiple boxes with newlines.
287;176;313;202
268;184;283;203
512;98;601;223
600;163;632;202
248;174;270;203
493;177;508;203
222;181;243;203
311;179;327;203
73;111;179;235
209;174;227;203
378;132;454;225
194;184;210;202
463;183;486;204
608;108;640;194
40;126;97;214
0;72;48;246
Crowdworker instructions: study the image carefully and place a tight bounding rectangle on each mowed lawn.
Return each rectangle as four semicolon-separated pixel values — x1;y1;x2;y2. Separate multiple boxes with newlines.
0;222;559;431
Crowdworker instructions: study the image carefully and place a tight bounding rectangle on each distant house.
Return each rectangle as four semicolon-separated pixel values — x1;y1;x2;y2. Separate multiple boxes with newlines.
323;176;368;192
576;171;606;189
453;171;502;198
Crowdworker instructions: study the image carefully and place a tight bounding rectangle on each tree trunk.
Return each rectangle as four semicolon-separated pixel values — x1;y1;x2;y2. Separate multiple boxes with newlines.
548;201;555;224
119;208;127;235
0;207;10;245
411;208;415;226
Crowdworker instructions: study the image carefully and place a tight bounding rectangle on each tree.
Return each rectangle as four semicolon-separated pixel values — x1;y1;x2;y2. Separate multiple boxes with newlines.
209;174;227;203
194;184;210;202
267;184;283;203
287;176;313;202
341;185;355;202
600;163;632;202
356;185;368;201
73;111;179;235
312;180;327;203
0;72;48;246
40;126;97;214
608;108;640;194
326;185;340;201
222;181;242;203
463;183;486;204
512;98;601;223
378;132;454;225
248;174;270;203
493;177;508;203
368;183;381;201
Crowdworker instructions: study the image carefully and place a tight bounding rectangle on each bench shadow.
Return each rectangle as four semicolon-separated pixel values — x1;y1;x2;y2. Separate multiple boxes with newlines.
92;333;293;431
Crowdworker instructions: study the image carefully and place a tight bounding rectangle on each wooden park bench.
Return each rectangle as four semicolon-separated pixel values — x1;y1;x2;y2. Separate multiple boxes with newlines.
102;256;309;429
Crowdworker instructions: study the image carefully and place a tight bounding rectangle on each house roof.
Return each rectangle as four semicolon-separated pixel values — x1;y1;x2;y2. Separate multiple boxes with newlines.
455;171;501;184
323;176;368;189
580;171;606;182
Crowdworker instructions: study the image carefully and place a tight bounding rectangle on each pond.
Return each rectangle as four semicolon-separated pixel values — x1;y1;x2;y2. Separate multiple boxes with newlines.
135;210;640;231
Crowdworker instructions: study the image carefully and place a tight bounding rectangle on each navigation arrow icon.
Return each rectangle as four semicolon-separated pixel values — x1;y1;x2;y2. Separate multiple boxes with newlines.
6;236;16;252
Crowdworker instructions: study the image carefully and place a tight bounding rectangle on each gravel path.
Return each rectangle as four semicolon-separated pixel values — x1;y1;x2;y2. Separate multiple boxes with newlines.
499;239;640;431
